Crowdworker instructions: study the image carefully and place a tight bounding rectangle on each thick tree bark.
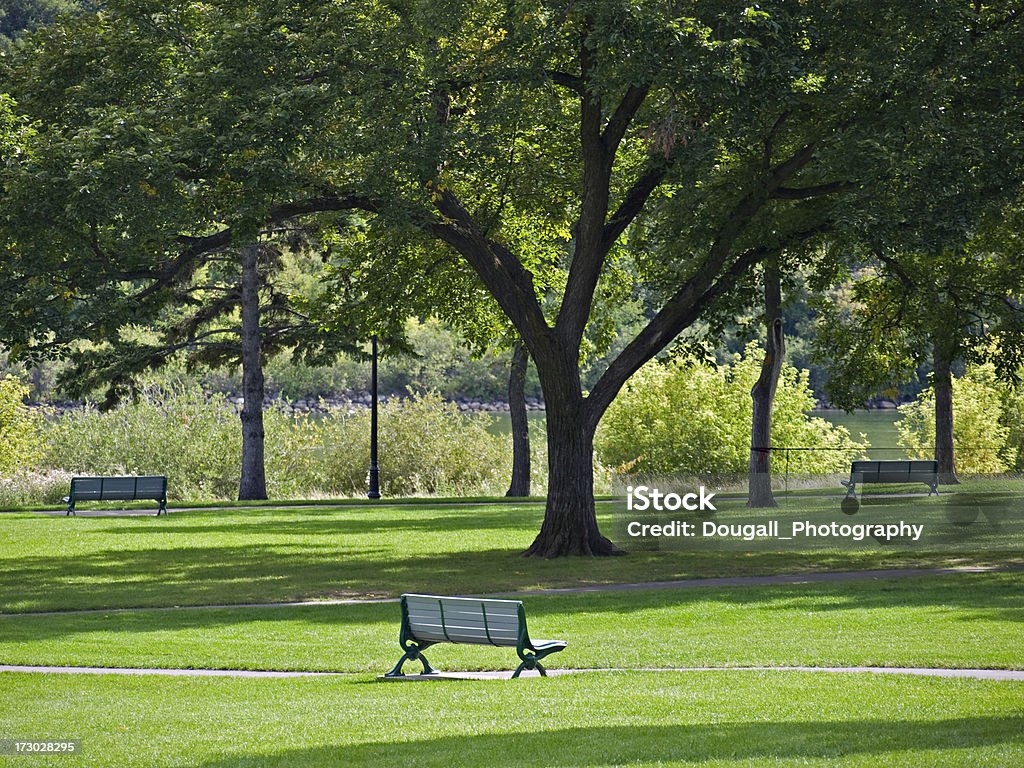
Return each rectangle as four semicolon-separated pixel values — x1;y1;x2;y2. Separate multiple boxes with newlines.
523;392;621;557
522;338;621;557
748;260;784;507
933;339;959;485
505;341;531;498
238;244;268;500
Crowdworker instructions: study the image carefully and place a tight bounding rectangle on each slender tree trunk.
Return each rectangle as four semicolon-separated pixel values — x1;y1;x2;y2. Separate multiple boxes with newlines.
505;341;531;497
238;244;268;500
933;339;959;485
748;260;784;507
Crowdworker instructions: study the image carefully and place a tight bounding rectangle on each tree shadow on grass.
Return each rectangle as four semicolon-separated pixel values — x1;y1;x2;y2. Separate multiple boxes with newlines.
81;506;542;537
196;718;1024;768
3;569;1022;655
2;533;1023;616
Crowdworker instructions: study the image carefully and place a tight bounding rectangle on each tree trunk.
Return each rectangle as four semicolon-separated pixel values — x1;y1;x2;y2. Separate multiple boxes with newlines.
748;260;784;507
238;244;268;500
505;340;531;497
523;395;621;557
933;339;959;485
522;340;621;557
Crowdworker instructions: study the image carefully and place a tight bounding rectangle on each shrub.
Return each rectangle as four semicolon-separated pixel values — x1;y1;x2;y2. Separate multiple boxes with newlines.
0;375;43;476
307;391;515;497
1003;383;1024;473
43;387;243;499
896;364;1019;474
41;386;523;500
596;344;867;476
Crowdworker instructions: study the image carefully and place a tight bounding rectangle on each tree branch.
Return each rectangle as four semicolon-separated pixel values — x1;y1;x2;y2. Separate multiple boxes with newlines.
603;84;649;154
586;221;831;424
602;163;668;248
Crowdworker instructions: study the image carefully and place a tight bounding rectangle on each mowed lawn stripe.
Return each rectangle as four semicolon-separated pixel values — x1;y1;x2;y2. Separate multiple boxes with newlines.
1;670;1022;767
1;501;1022;612
0;574;1020;673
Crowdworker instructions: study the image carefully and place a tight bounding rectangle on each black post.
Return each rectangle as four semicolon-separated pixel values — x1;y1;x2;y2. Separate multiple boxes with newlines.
368;335;381;499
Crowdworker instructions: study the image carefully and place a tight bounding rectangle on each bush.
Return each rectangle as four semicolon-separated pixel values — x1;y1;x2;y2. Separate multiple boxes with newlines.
896;364;1019;474
596;344;867;476
43;387;244;499
41;386;523;500
303;392;516;497
1003;383;1024;473
0;375;43;476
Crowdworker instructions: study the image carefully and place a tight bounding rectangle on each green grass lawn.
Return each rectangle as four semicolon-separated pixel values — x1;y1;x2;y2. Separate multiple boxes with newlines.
1;671;1021;767
0;573;1021;672
1;494;1021;613
1;498;1022;767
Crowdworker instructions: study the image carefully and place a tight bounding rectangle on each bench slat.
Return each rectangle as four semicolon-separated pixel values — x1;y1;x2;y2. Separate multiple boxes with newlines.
407;609;520;627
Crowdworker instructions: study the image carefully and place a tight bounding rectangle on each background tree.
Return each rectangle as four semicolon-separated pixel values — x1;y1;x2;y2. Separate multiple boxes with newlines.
747;258;785;507
815;240;1024;482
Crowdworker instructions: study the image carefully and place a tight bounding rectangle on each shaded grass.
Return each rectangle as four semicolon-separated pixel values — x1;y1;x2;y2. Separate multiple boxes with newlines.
1;498;1021;613
0;670;1022;767
1;574;1021;673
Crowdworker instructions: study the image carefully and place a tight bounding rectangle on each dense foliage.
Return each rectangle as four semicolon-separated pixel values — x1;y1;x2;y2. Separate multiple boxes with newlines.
0;375;42;475
896;365;1021;474
38;387;519;500
596;345;867;476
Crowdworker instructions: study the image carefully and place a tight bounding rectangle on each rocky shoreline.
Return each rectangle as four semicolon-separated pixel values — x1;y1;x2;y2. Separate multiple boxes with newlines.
31;392;548;417
30;393;904;417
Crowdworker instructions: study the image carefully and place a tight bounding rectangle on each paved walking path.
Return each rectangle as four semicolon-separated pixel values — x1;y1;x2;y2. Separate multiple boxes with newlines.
2;565;1013;618
2;664;1021;681
387;666;1024;682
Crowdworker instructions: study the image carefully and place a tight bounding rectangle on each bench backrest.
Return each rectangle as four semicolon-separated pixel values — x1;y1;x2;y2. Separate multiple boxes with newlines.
401;594;524;648
851;460;938;484
70;476;167;501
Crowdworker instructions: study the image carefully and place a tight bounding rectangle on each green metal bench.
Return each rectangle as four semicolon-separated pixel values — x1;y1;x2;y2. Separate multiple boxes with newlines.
385;594;567;678
841;460;939;499
63;476;168;516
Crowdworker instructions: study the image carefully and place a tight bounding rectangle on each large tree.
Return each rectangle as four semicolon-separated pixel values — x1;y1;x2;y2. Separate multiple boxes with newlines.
2;0;1021;555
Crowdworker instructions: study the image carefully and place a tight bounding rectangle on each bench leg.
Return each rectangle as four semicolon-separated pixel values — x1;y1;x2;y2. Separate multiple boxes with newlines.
66;503;75;517
513;654;546;679
385;648;437;678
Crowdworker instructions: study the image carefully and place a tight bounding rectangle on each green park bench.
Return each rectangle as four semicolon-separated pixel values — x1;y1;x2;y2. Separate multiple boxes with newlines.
64;476;168;516
385;594;567;679
841;460;940;499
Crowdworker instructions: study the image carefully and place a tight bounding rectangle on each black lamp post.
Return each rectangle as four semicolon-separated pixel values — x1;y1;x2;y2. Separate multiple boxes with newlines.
368;335;381;499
